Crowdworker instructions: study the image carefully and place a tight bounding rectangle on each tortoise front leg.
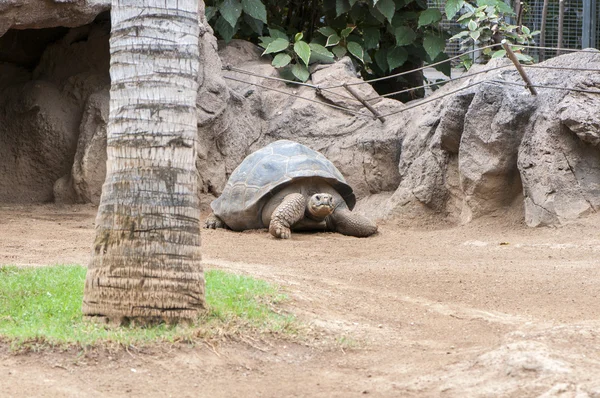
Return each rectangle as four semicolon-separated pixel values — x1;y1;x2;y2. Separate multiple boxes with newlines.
269;193;306;239
204;212;228;229
328;206;378;237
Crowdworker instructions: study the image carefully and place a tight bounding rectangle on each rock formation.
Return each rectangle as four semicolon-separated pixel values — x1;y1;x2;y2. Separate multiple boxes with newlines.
1;1;599;228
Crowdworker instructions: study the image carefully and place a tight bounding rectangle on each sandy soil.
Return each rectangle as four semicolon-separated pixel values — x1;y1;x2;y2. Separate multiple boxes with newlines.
1;203;600;397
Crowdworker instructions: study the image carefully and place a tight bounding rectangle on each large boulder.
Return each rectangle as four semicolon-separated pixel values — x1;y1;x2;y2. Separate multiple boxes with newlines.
0;0;109;37
517;53;600;226
0;80;80;202
69;88;109;204
374;51;600;227
0;15;110;203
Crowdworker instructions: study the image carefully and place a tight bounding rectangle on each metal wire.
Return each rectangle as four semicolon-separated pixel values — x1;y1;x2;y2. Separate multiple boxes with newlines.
519;44;599;53
222;65;361;103
223;65;318;88
365;64;514;101
323;43;499;89
378;78;600;118
222;43;600;122
521;65;600;72
222;74;375;118
377;81;490;118
489;79;600;94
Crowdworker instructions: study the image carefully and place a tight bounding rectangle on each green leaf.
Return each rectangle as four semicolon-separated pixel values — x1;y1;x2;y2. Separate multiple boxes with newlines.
205;6;217;21
262;37;289;54
268;28;288;40
272;53;292;68
362;27;380;50
294;41;311;66
241;0;267;24
391;11;418;27
258;36;274;49
376;0;396;23
369;5;386;23
219;0;242;28
469;30;481;41
336;0;351;16
449;31;469;41
468;20;477;31
491;49;506;58
318;26;337;37
522;26;530;35
387;46;408;70
291;63;310;82
215;16;237;42
341;26;355;38
347;41;364;63
295;32;304;42
477;0;514;14
374;48;389;72
418;9;442;28
457;12;473;22
445;0;465;20
277;65;296;81
326;33;341;47
432;52;451;76
394;26;416;46
332;45;347;58
515;52;533;63
423;34;446;60
243;14;264;35
309;43;335;64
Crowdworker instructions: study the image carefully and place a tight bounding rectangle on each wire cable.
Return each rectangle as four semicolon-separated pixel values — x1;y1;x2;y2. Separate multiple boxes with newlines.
222;65;362;103
377;81;489;118
489;79;600;94
519;45;599;53
521;65;600;72
365;64;514;101
222;74;375;118
323;43;499;89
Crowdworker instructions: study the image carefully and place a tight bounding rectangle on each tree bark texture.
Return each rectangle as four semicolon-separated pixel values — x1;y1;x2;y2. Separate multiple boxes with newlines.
82;0;205;324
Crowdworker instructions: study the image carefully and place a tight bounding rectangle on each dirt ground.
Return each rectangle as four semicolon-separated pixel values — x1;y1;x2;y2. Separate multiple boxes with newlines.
1;203;600;397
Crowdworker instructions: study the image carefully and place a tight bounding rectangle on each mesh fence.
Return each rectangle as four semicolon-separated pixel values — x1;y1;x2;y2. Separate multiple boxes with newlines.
522;0;585;59
428;0;599;63
427;0;468;61
597;1;600;46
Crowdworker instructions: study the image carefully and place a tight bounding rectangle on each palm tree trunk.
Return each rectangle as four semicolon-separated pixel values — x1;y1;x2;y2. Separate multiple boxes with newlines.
82;0;205;325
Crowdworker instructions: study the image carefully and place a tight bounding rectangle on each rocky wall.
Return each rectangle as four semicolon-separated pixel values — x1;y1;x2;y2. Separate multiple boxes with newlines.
1;0;599;227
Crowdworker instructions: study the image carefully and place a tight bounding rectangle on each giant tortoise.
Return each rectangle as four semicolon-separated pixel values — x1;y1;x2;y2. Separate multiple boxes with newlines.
204;140;377;239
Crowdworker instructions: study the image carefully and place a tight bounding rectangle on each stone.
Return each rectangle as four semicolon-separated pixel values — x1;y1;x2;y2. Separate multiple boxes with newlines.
71;88;109;204
0;0;109;37
0;80;80;202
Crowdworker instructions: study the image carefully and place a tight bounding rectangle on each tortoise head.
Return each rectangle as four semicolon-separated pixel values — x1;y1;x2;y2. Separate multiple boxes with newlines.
307;193;335;220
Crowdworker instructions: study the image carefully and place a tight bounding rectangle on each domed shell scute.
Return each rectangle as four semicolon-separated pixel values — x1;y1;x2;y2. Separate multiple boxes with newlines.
211;140;355;231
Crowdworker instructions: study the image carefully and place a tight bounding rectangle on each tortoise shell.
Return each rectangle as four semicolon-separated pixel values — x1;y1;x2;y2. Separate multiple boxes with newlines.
211;140;355;231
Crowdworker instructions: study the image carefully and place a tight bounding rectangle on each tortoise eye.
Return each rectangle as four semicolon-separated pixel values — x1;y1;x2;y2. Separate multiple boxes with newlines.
315;195;321;201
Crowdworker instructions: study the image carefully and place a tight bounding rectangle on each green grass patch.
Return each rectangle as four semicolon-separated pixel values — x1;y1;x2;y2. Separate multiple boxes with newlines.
0;265;296;350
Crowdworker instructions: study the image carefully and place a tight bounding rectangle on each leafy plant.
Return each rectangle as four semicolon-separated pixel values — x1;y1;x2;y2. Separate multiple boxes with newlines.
258;29;335;82
205;0;451;85
445;0;540;68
